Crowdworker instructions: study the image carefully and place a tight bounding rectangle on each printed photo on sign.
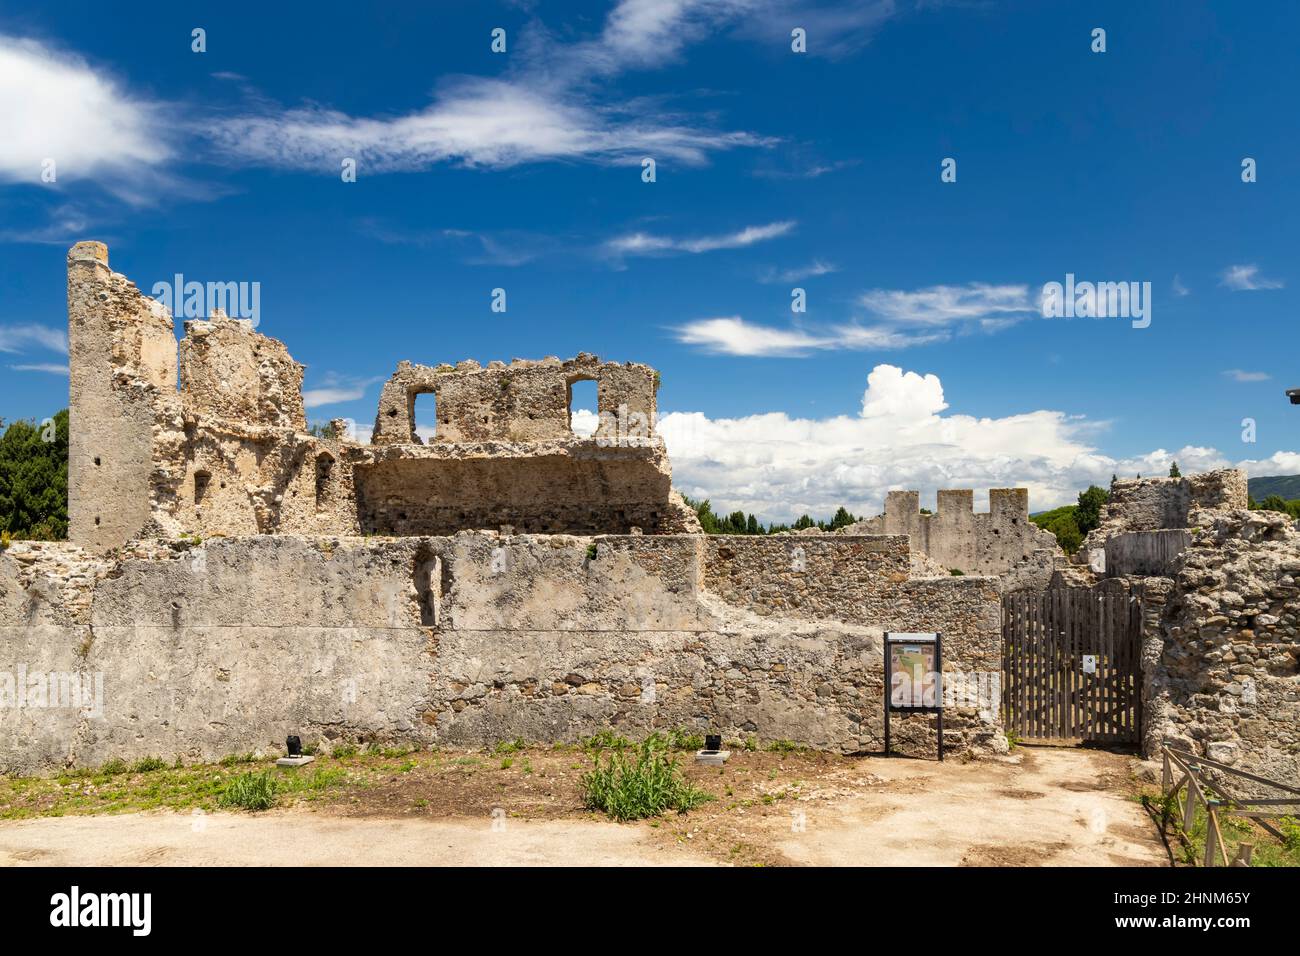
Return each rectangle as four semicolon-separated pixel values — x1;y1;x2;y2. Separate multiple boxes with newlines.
890;642;938;708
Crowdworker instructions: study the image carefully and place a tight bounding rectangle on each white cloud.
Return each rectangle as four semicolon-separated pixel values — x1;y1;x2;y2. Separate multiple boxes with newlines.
0;36;170;188
1172;274;1190;297
672;281;1028;357
673;317;833;356
658;363;1282;523
859;283;1034;326
1223;369;1271;383
9;362;68;374
1220;264;1283;291
672;316;949;357
210;76;771;172
760;260;838;283
606;220;795;258
0;323;67;354
302;373;382;410
571;407;600;438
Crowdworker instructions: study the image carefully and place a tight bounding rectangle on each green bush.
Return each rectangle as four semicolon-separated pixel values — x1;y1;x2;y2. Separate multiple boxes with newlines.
218;771;278;811
129;756;167;773
580;737;712;821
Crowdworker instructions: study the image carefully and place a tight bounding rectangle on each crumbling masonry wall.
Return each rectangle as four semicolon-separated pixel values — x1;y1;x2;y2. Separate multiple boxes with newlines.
370;355;657;445
0;535;1002;773
1142;509;1300;781
64;243;694;547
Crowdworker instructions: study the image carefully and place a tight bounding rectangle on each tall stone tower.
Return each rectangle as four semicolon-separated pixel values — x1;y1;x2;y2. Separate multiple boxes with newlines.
67;242;177;549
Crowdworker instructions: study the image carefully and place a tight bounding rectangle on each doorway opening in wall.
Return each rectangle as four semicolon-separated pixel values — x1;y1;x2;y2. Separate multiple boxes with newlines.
413;391;436;443
315;453;334;510
194;470;211;505
568;378;598;437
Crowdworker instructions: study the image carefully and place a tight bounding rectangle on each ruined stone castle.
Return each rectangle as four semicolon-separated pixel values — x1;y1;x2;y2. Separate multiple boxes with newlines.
0;243;1295;784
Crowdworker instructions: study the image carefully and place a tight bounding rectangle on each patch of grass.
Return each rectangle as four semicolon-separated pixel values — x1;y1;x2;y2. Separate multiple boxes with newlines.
98;758;128;776
499;757;514;770
218;752;259;766
580;730;633;752
1004;730;1021;751
217;771;278;811
666;728;705;751
493;738;527;755
580;737;713;822
765;739;803;754
585;543;599;561
330;742;359;758
129;756;167;774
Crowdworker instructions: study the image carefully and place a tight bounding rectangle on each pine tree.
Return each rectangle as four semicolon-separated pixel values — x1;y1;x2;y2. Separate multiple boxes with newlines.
0;410;69;540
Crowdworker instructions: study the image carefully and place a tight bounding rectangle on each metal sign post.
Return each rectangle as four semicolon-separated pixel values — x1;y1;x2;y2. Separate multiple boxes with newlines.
883;632;944;761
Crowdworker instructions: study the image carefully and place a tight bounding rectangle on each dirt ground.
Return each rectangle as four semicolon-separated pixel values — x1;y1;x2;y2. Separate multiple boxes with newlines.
0;744;1166;866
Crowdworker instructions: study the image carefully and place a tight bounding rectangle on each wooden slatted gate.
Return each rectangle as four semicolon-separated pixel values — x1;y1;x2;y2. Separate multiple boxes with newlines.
1002;588;1142;744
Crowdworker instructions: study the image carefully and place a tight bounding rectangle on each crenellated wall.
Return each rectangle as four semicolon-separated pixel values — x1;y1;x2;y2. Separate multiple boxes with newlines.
847;486;1059;579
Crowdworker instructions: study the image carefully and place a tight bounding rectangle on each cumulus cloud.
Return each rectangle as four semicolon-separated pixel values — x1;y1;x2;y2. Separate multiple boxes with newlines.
1220;264;1284;291
0;36;170;191
658;363;1285;523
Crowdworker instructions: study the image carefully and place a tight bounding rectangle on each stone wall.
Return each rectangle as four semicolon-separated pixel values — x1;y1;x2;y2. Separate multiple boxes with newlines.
64;243;693;547
0;533;1003;773
179;312;306;430
1088;469;1248;543
1143;509;1300;781
1106;530;1192;578
844;486;1059;581
67;242;179;550
370;355;657;446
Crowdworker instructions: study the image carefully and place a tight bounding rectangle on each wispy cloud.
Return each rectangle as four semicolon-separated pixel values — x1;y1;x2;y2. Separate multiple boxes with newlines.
1223;369;1271;383
605;220;795;258
672;316;946;357
674;281;1033;357
858;283;1033;327
0;323;68;354
1172;274;1190;297
674;317;832;356
9;361;68;375
302;372;384;409
760;260;838;283
358;218;557;266
1220;264;1283;291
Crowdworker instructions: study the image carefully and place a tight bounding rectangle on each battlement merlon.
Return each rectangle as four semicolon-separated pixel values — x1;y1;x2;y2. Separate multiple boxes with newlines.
989;487;1030;520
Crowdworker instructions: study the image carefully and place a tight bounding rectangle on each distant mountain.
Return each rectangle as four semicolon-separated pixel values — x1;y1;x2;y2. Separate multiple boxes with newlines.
1248;475;1300;500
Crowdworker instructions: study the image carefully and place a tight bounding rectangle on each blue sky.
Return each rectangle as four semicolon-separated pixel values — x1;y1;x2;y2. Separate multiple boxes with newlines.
1;0;1297;521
